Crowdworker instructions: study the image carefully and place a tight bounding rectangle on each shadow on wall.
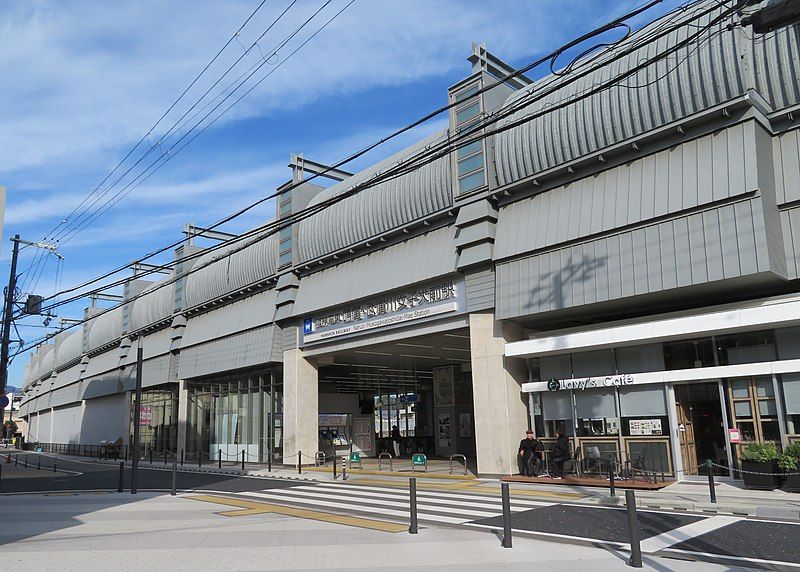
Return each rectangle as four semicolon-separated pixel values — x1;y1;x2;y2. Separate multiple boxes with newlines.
524;253;607;315
79;393;128;447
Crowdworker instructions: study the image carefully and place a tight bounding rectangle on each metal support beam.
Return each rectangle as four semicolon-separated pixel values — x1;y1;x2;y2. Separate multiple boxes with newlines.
182;224;238;246
468;42;533;89
289;153;353;183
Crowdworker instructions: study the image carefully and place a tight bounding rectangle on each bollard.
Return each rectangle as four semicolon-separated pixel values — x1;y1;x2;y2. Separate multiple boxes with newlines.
706;460;716;504
218;449;222;470
171;458;177;496
24;455;28;468
14;454;18;466
267;450;271;473
180;449;184;467
37;458;41;470
609;465;616;497
241;450;245;472
298;450;302;475
125;446;128;463
199;451;202;468
54;461;57;473
342;456;347;481
149;450;153;465
408;477;418;534
333;454;337;479
118;462;124;492
164;449;168;466
625;489;643;568
501;482;513;548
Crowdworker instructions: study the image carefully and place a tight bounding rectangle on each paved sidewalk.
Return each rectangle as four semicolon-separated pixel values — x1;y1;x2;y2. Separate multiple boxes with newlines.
0;492;748;571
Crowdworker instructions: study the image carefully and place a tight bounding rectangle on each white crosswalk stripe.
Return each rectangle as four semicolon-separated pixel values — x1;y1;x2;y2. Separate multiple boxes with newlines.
231;482;554;526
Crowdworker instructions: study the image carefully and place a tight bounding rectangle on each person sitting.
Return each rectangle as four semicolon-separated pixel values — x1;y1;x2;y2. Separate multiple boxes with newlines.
551;431;570;480
518;430;540;477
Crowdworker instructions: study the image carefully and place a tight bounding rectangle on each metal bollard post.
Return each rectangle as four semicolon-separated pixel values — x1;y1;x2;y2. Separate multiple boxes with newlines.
342;456;347;481
125;446;128;463
408;477;418;534
241;450;245;471
54;461;57;473
180;449;184;467
164;449;167;466
199;451;202;468
298;450;302;475
501;482;513;548
706;460;716;503
625;490;643;568
24;455;28;468
171;458;177;496
149;450;153;465
118;462;124;492
267;450;271;473
14;454;18;466
37;458;41;470
218;449;222;470
333;454;338;479
609;465;616;497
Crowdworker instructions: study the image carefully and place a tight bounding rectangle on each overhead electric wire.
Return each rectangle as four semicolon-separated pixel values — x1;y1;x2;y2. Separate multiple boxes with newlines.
13;0;745;353
52;0;335;248
27;0;677;312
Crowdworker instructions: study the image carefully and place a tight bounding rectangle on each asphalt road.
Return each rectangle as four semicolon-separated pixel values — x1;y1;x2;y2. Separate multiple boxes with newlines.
0;452;304;494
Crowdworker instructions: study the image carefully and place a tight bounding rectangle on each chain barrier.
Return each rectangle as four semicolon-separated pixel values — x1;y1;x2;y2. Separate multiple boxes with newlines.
708;460;800;476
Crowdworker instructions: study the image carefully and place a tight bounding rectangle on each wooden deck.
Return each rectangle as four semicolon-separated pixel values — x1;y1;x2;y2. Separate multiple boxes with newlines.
501;474;674;490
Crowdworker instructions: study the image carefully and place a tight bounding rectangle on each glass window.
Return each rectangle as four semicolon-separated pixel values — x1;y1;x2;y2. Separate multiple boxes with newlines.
279;226;292;241
457;140;483;159
457;153;484;176
619;386;667;416
454;84;479;103
279;200;292;217
279;250;292;267
716;330;776;365
663;338;715;370
759;400;777;416
756;378;774;398
731;379;750;399
455;102;480;124
458;170;486;193
734;400;752;417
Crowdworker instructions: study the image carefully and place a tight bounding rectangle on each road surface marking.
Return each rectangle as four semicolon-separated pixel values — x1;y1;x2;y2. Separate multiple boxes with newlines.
640;516;740;553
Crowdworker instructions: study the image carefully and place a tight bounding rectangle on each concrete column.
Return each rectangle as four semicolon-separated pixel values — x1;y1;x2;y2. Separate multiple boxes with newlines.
176;380;189;456
282;348;318;465
469;311;528;476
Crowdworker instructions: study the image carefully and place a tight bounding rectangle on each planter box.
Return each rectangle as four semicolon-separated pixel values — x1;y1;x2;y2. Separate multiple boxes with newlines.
741;460;781;490
783;472;800;493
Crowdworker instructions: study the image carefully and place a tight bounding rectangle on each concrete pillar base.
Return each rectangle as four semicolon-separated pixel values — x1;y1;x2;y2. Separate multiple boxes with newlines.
282;348;319;465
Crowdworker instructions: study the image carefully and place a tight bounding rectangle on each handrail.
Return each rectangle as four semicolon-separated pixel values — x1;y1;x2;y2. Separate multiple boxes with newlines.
449;454;467;476
378;452;393;472
315;451;326;467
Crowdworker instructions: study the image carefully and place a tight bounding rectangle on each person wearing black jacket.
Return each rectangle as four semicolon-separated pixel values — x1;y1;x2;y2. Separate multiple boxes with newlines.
551;431;570;479
518;430;544;477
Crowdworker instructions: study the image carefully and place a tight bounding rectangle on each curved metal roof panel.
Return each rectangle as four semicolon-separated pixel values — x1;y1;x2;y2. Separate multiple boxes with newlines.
86;306;124;352
183;232;278;309
54;331;83;368
297;129;452;263
493;2;758;187
130;279;174;332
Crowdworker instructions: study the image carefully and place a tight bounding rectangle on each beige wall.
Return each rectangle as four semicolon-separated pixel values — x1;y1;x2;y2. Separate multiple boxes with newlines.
282;348;319;464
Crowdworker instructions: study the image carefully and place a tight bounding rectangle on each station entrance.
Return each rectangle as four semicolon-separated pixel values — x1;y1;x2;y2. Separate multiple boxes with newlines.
313;328;476;462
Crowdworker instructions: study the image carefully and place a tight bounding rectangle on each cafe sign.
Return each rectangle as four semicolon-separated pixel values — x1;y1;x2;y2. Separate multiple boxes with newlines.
302;279;463;344
548;374;635;391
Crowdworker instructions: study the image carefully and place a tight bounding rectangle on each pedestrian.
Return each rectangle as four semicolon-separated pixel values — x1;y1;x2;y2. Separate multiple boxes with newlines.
551;431;569;480
391;425;401;458
518;430;538;477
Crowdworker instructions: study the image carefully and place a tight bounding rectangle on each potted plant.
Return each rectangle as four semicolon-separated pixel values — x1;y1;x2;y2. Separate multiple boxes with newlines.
779;442;800;493
740;442;780;490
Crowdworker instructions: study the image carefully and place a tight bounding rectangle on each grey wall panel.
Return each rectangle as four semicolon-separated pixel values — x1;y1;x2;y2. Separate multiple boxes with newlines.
141;355;171;389
465;268;495;312
181;289;277;348
50;383;82;408
178;326;274;380
83;349;120;378
496;199;778;320
774;128;800;205
293;227;457;316
81;370;121;401
781;207;800;280
495;124;756;260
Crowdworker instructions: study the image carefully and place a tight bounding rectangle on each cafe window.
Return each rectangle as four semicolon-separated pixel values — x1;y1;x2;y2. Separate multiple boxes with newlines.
619;385;669;437
782;374;800;435
663;338;715;370
716;330;776;366
541;391;574;437
575;388;618;436
726;376;780;442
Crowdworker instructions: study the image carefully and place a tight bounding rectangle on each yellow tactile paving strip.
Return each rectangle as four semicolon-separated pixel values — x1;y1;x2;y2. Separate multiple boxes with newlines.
349;478;585;500
187;494;407;533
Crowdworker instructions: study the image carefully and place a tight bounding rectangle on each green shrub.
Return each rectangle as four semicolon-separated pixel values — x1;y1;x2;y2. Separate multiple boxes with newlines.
785;441;800;459
778;453;798;472
740;442;778;463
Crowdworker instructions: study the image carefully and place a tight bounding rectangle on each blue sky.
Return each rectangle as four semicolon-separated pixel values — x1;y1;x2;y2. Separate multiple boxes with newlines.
1;0;683;387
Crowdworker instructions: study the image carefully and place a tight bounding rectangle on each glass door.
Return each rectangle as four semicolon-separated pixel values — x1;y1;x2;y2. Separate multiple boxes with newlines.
674;382;729;476
725;376;781;469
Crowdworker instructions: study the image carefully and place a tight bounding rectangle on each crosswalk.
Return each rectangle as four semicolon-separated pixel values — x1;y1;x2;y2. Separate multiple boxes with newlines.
228;482;555;526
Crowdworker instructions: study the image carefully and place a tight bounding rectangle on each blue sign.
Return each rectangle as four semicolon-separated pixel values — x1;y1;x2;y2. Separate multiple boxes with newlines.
303;318;313;334
399;394;418;404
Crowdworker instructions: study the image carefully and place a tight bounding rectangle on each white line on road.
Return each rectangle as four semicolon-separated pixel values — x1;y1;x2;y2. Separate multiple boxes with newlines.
639;516;740;553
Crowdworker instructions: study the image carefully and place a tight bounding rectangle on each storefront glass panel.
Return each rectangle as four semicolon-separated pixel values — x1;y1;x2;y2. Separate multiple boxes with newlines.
130;385;178;456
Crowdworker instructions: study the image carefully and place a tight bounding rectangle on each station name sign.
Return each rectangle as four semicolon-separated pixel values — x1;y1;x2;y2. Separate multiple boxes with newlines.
547;374;635;391
302;279;462;344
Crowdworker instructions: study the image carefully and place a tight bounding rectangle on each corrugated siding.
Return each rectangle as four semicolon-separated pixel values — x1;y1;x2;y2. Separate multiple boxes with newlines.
495;124;755;259
86;306;124;353
781;207;800;279
84;348;120;378
53;363;83;389
183;233;278;309
494;2;749;187
50;383;82;408
297;130;453;263
54;331;83;369
496;199;772;319
130;280;174;332
81;370;121;401
465;268;495;312
181;289;277;348
293;227;457;316
142;354;172;389
753;21;800;111
774;127;800;205
178;326;275;380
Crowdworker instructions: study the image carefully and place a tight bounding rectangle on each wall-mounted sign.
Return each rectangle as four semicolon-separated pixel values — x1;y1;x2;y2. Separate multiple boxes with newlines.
728;427;742;444
547;374;635;391
629;419;662;436
302;279;463;344
139;405;152;426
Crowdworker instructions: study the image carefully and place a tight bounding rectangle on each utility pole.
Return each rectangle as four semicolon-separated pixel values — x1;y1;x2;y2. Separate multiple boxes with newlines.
0;235;21;401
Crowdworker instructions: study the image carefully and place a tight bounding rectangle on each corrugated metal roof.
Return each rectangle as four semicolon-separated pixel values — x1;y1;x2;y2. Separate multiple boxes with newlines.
183;232;278;309
86;306;124;353
297;130;452;263
492;1;795;187
54;331;83;369
130;279;174;332
293;227;457;316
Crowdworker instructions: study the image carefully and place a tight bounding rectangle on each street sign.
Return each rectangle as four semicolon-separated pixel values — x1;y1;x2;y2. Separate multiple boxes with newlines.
0;395;9;409
412;453;426;465
349;452;361;463
139;405;152;426
728;428;742;444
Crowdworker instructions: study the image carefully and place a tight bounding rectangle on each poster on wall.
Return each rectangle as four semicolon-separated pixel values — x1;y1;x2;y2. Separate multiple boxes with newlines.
139;406;152;426
433;366;454;407
629;419;662;436
438;414;451;448
459;413;472;438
